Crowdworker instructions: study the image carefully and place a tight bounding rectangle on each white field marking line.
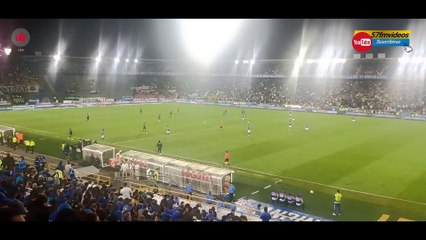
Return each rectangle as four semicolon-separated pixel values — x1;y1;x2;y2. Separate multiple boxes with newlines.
251;191;259;195
274;179;282;184
0;123;64;138
113;143;426;207
0;122;91;142
5;123;426;207
264;185;271;189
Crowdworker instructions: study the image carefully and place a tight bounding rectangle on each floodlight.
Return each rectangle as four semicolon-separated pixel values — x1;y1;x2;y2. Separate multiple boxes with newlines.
179;19;243;62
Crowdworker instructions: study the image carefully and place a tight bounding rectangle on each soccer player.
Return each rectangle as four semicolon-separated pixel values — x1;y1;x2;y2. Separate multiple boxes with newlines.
295;195;304;211
219;122;224;132
166;125;171;136
68;128;73;139
169;110;173;118
87;113;90;121
247;122;252;136
352;116;356;122
142;122;147;133
101;128;105;141
223;151;230;166
157;140;163;155
288;120;292;130
305;123;309;132
140;107;143;115
158;113;161;122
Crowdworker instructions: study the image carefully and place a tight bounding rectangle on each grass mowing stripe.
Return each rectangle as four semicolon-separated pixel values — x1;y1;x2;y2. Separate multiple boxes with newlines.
111;124;220;145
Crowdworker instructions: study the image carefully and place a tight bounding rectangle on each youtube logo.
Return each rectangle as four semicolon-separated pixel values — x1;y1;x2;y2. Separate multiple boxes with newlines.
11;28;30;47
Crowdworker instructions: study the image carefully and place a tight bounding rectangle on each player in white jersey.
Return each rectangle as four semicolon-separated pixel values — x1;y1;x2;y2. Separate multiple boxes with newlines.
166;125;171;136
305;123;309;132
247;122;252;136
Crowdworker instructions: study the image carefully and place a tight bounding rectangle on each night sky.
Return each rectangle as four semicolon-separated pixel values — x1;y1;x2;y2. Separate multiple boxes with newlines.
0;19;417;60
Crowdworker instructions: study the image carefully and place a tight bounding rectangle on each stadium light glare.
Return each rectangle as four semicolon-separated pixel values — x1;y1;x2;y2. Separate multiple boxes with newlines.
95;56;101;63
53;54;60;61
243;60;249;64
4;48;11;56
114;57;120;63
250;59;255;65
134;59;138;63
234;60;239;64
179;19;243;63
125;58;129;63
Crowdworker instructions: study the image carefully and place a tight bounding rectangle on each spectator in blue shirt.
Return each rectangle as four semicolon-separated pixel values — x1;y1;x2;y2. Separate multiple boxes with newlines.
56;161;65;172
260;207;272;222
17;157;27;173
206;191;214;204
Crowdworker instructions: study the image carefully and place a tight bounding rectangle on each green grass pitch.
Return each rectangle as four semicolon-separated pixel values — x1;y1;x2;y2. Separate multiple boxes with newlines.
1;103;425;220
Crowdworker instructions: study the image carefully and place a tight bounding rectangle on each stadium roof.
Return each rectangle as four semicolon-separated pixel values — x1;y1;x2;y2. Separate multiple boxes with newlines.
0;19;420;61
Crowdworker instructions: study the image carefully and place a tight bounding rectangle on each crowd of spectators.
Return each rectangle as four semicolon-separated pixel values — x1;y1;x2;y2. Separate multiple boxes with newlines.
7;57;425;114
0;152;251;221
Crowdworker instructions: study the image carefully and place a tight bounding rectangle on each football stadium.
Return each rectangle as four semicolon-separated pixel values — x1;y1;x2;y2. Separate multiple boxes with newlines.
0;19;425;221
